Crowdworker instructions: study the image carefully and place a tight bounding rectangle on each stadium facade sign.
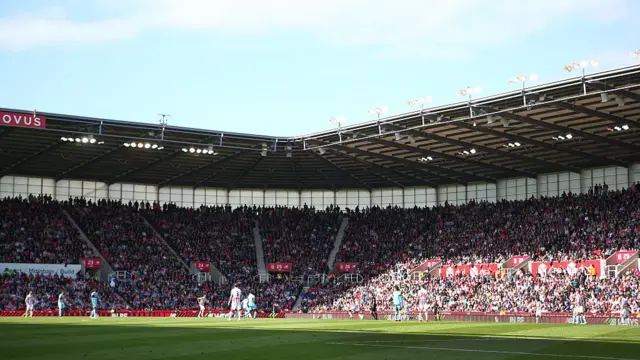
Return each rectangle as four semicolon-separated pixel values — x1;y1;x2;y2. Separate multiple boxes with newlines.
0;111;46;129
0;263;81;278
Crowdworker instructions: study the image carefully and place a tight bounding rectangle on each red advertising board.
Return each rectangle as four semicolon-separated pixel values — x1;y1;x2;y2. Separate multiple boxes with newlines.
614;251;636;264
411;259;441;272
81;258;102;269
530;260;602;277
267;262;292;273
193;261;210;272
509;256;529;267
0;111;46;129
336;262;358;273
441;263;499;277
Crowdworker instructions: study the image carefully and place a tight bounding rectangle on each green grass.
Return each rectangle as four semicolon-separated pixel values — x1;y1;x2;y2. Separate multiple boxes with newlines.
1;317;639;360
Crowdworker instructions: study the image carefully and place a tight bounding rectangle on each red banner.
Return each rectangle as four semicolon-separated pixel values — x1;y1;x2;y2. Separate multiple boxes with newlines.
193;261;210;272
441;263;499;277
530;260;602;277
411;259;441;272
0;111;46;129
614;251;636;264
509;256;529;267
336;262;358;273
81;258;101;269
0;310;284;318
267;262;292;273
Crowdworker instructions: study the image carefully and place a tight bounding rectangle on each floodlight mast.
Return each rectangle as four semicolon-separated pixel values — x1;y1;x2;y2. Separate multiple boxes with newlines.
329;116;346;143
563;60;599;94
408;96;432;125
158;114;170;140
508;74;538;106
368;106;388;135
457;86;482;118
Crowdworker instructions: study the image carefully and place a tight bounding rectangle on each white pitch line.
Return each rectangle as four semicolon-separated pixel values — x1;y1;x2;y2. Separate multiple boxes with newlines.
326;342;639;360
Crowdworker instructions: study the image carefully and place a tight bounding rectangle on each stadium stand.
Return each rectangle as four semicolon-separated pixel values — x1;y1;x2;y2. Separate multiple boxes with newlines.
1;65;640;317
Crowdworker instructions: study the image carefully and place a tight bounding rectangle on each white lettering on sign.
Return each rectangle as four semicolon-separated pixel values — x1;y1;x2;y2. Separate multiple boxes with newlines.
0;112;46;129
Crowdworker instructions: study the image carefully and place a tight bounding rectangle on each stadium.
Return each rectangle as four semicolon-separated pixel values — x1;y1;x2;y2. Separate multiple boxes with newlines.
2;60;640;359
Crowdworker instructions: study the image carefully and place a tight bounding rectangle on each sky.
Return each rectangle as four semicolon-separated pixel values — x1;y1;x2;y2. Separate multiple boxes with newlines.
0;0;639;137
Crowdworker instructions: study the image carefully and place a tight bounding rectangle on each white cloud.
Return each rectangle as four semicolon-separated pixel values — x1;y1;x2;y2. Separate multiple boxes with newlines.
0;0;635;53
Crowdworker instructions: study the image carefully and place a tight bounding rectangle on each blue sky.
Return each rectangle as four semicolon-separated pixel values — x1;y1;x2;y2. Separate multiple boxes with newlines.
0;0;638;137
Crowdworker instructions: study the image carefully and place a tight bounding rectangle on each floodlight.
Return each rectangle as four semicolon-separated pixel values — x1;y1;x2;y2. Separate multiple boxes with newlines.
566;133;573;139
408;96;433;106
189;148;195;153
151;144;158;149
614;126;622;131
470;149;476;154
61;137;68;141
622;125;629;130
182;148;188;152
144;143;151;149
329;116;346;125
89;138;96;144
75;138;81;142
137;143;144;148
514;142;521;147
124;143;130;147
564;59;599;74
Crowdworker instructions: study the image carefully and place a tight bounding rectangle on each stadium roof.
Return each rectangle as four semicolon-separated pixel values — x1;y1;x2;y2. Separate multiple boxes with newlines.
1;65;640;190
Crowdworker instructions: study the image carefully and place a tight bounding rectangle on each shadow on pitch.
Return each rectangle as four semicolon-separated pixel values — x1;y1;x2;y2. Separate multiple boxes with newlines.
0;320;639;360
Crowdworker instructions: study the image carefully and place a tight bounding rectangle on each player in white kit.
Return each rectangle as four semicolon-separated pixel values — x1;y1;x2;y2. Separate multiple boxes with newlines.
197;295;208;318
24;291;36;318
534;303;543;323
227;285;242;321
572;291;586;324
417;287;428;321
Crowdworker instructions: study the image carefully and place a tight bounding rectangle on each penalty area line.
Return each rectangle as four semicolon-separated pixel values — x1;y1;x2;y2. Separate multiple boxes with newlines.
326;342;638;360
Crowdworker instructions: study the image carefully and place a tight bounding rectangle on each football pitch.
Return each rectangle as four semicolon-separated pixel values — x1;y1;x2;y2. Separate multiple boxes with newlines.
1;318;640;360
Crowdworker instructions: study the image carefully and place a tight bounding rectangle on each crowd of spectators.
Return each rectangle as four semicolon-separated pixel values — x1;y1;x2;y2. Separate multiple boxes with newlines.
258;206;341;274
144;204;256;281
67;198;189;308
338;184;640;279
312;260;640;316
1;182;638;315
0;196;96;264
